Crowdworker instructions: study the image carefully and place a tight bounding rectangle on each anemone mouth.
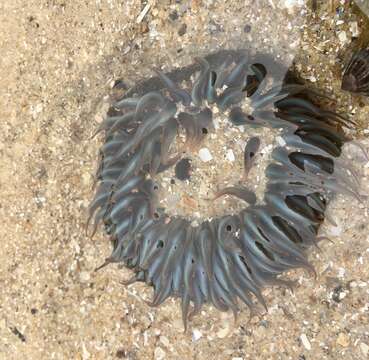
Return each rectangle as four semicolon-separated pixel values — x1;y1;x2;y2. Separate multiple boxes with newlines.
89;49;359;329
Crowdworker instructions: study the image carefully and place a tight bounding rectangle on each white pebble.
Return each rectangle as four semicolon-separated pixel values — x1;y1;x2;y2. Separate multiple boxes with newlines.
338;31;347;44
226;149;235;162
350;21;359;38
300;334;312;351
79;271;90;283
192;328;202;341
199;148;213;162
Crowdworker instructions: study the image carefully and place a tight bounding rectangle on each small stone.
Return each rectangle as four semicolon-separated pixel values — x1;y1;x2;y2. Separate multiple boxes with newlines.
138;21;150;34
328;224;342;236
208;19;222;34
226;149;235;162
199;148;213;162
181;195;198;210
82;172;92;186
349;21;359;38
31;103;43;119
336;333;350;347
217;324;231;338
360;343;369;357
175;158;192;180
154;347;166;360
300;334;311;351
169;10;178;21
116;349;126;358
35;103;43;113
79;271;90;283
243;24;251;33
178;23;187;36
331;285;346;303
337;267;345;279
192;328;202;341
338;31;347;44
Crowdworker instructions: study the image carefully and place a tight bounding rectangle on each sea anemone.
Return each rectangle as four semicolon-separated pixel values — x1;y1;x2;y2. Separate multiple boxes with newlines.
89;49;360;329
342;48;369;96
